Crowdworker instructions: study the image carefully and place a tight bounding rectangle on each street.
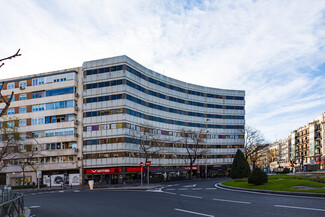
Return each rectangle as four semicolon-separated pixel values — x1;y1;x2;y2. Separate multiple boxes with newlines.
24;178;325;217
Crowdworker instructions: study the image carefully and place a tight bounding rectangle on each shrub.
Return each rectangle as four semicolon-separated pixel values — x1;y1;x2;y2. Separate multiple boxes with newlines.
248;167;268;185
282;168;290;174
230;149;251;179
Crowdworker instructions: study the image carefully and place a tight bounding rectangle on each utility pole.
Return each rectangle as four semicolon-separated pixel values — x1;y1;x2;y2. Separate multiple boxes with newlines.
205;119;209;179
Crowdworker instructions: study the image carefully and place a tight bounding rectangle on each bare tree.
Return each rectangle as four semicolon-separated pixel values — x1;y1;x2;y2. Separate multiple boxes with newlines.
130;125;165;184
17;145;41;187
0;49;21;117
0;117;20;171
180;128;207;180
243;126;266;169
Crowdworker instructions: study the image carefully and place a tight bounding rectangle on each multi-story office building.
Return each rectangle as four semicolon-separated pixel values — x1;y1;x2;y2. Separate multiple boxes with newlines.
0;68;83;186
0;55;245;186
290;112;325;169
82;56;245;183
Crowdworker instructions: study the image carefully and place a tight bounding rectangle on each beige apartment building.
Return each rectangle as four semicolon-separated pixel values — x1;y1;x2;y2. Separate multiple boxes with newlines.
290;113;325;169
0;68;83;186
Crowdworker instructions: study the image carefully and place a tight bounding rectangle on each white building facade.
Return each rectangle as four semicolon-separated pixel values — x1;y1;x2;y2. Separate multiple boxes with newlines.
82;56;245;183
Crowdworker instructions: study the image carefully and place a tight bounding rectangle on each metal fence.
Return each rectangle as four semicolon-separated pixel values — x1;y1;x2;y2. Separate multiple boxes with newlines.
0;186;12;204
0;193;24;217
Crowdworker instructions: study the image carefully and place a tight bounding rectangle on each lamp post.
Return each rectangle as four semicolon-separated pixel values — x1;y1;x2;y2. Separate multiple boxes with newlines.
205;119;209;179
26;135;40;189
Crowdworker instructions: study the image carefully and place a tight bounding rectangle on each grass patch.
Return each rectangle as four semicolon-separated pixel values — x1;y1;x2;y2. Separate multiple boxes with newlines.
222;174;325;194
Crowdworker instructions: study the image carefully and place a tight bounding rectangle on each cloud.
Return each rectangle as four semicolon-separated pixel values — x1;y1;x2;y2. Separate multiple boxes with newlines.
0;0;325;141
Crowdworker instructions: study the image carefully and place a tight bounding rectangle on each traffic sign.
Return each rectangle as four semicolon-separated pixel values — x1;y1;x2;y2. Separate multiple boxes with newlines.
36;170;42;179
140;162;144;167
310;159;315;165
145;161;151;166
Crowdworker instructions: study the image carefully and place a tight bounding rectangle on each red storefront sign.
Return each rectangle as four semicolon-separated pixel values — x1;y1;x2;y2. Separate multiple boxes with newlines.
184;166;198;170
85;168;116;174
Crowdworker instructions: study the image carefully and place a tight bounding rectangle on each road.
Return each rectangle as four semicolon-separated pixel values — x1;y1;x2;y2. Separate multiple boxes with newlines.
24;178;325;217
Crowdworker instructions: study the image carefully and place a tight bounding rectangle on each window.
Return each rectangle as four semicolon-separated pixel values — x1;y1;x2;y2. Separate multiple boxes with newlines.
19;81;27;88
7;121;15;127
19;120;27;126
7;95;14;102
7;109;15;115
32;104;45;112
45;87;74;97
19;94;27;100
19;107;27;113
7;82;15;89
32;91;44;99
32;78;44;86
33;118;44;125
20;134;26;140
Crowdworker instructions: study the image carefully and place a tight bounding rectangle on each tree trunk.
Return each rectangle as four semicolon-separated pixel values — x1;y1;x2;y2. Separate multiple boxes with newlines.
252;161;256;170
189;163;193;180
22;167;25;186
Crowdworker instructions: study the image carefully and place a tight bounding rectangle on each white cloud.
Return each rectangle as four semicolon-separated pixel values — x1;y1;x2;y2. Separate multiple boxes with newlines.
0;0;325;141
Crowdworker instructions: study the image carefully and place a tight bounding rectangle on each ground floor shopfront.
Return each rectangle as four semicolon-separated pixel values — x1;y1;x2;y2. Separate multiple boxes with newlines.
83;164;231;185
83;166;200;184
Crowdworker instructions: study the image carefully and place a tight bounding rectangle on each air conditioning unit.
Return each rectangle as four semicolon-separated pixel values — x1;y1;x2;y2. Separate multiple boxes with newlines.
74;148;79;152
75;93;79;97
74;120;79;125
74;133;79;137
19;86;25;90
75;106;79;111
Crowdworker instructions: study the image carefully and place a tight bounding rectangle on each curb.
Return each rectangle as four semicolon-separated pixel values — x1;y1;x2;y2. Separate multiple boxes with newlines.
217;183;325;198
89;185;163;191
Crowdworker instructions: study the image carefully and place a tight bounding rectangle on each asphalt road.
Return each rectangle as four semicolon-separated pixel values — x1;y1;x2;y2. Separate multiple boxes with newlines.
24;178;325;217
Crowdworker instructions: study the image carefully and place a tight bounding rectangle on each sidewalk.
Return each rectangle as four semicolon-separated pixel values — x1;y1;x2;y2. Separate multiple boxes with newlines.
287;170;325;178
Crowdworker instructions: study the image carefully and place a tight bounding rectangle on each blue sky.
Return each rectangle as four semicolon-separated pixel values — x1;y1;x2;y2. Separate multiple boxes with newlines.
0;0;325;142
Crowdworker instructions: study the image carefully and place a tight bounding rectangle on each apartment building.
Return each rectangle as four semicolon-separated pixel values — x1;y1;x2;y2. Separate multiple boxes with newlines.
290;113;325;169
0;68;83;186
82;56;245;183
0;55;246;186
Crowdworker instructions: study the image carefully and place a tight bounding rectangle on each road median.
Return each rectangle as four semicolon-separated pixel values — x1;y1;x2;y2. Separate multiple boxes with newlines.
217;182;325;198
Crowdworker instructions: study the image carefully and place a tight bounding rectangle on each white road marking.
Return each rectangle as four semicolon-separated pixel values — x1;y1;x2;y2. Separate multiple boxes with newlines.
215;183;325;200
29;205;41;209
180;194;202;199
192;188;202;190
205;188;216;190
167;184;179;187
59;190;65;193
164;191;177;195
178;188;188;190
184;184;197;188
73;190;80;192
175;208;214;217
274;205;325;212
213;198;251;204
166;188;176;190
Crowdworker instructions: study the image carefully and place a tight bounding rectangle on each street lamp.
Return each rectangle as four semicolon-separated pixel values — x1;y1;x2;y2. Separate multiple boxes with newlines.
205;119;209;179
26;135;41;189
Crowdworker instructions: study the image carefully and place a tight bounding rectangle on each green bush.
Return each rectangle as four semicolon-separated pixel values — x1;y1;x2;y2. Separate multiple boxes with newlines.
230;149;251;179
248;167;268;185
282;168;290;174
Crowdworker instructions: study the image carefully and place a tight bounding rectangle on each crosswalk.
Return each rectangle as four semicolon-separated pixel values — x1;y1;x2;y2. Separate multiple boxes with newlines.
164;184;217;191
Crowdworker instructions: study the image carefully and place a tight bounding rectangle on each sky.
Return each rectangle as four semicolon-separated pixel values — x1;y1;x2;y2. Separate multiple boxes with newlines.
0;0;325;142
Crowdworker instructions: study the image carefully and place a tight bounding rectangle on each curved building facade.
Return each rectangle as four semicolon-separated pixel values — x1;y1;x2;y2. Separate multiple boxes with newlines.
82;55;245;182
